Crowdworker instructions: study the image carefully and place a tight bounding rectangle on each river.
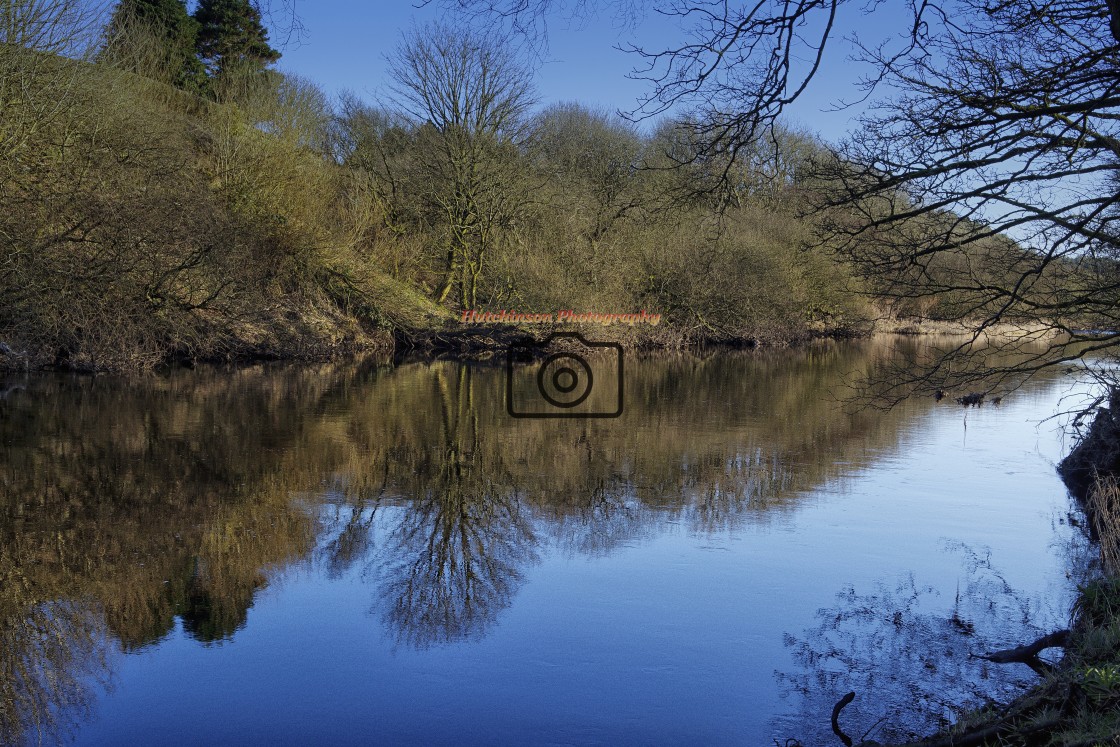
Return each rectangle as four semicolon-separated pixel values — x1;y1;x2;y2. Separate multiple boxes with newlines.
0;337;1093;745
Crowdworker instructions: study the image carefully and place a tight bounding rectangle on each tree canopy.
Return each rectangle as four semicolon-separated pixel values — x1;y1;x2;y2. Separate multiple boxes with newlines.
430;0;1120;397
384;22;537;307
104;0;207;92
193;0;280;77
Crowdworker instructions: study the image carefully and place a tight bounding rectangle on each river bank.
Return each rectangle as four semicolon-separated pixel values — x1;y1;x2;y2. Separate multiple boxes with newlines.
871;316;1063;340
7;307;1037;373
860;399;1120;747
0;308;870;373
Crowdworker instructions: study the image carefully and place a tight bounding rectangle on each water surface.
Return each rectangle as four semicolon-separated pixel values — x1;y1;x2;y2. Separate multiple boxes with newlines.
0;339;1089;745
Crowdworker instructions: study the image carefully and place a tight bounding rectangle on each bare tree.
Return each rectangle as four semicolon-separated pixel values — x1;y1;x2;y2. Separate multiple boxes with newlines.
0;0;105;53
385;21;537;307
0;0;106;164
430;0;1120;398
809;2;1120;399
527;102;644;244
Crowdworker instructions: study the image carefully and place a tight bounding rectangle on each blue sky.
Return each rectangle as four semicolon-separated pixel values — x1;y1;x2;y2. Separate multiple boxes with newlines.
257;1;911;145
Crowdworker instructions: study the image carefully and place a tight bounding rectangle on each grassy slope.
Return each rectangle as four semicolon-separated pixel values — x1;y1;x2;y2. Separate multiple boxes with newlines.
0;57;455;371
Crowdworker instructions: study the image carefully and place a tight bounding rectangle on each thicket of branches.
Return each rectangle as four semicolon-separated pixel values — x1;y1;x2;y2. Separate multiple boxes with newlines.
335;19;881;345
0;1;447;370
1;1;1048;371
428;0;1120;397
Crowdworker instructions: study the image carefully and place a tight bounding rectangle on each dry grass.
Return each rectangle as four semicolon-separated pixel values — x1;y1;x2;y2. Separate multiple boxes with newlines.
1088;474;1120;577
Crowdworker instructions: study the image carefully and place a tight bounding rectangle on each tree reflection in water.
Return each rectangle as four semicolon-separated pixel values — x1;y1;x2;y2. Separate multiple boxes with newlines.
0;366;328;745
0;593;112;747
377;463;538;649
774;541;1087;744
0;338;1070;744
372;365;540;647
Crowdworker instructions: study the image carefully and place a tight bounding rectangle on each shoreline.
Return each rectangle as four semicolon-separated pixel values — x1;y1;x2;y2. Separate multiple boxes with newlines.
871;316;1063;339
0;318;863;374
0;313;1069;375
5;318;1118;742
874;400;1120;746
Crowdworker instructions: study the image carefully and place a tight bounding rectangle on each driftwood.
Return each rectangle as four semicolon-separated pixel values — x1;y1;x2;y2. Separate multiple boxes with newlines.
831;692;856;746
973;629;1070;677
393;324;533;361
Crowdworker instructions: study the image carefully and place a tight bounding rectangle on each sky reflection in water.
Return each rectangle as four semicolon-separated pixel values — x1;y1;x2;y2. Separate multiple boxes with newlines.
0;338;1091;745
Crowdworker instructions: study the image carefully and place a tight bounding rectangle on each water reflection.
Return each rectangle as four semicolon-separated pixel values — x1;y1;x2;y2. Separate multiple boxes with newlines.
0;596;111;746
374;367;540;647
1;367;324;744
775;542;1077;744
0;338;1069;744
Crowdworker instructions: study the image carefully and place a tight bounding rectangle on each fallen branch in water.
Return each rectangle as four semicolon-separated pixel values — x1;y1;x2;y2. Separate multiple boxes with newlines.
973;629;1070;676
831;691;855;746
830;692;889;746
829;662;1070;747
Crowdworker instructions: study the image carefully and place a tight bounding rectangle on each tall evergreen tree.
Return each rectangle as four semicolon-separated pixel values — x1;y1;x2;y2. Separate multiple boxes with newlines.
192;0;280;78
105;0;208;93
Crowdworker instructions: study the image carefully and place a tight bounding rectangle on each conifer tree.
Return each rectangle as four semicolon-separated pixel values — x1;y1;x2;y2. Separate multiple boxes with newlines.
193;0;280;78
105;0;208;93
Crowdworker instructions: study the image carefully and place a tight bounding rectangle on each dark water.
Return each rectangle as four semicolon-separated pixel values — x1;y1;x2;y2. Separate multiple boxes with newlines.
0;339;1090;745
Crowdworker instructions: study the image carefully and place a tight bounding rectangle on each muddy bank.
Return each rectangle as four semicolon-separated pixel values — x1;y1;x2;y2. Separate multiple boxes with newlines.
1;311;874;373
1059;391;1120;504
1059;391;1120;577
21;308;1072;375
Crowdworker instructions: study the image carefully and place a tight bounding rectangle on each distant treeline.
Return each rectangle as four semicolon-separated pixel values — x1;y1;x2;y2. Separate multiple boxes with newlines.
0;1;1030;371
